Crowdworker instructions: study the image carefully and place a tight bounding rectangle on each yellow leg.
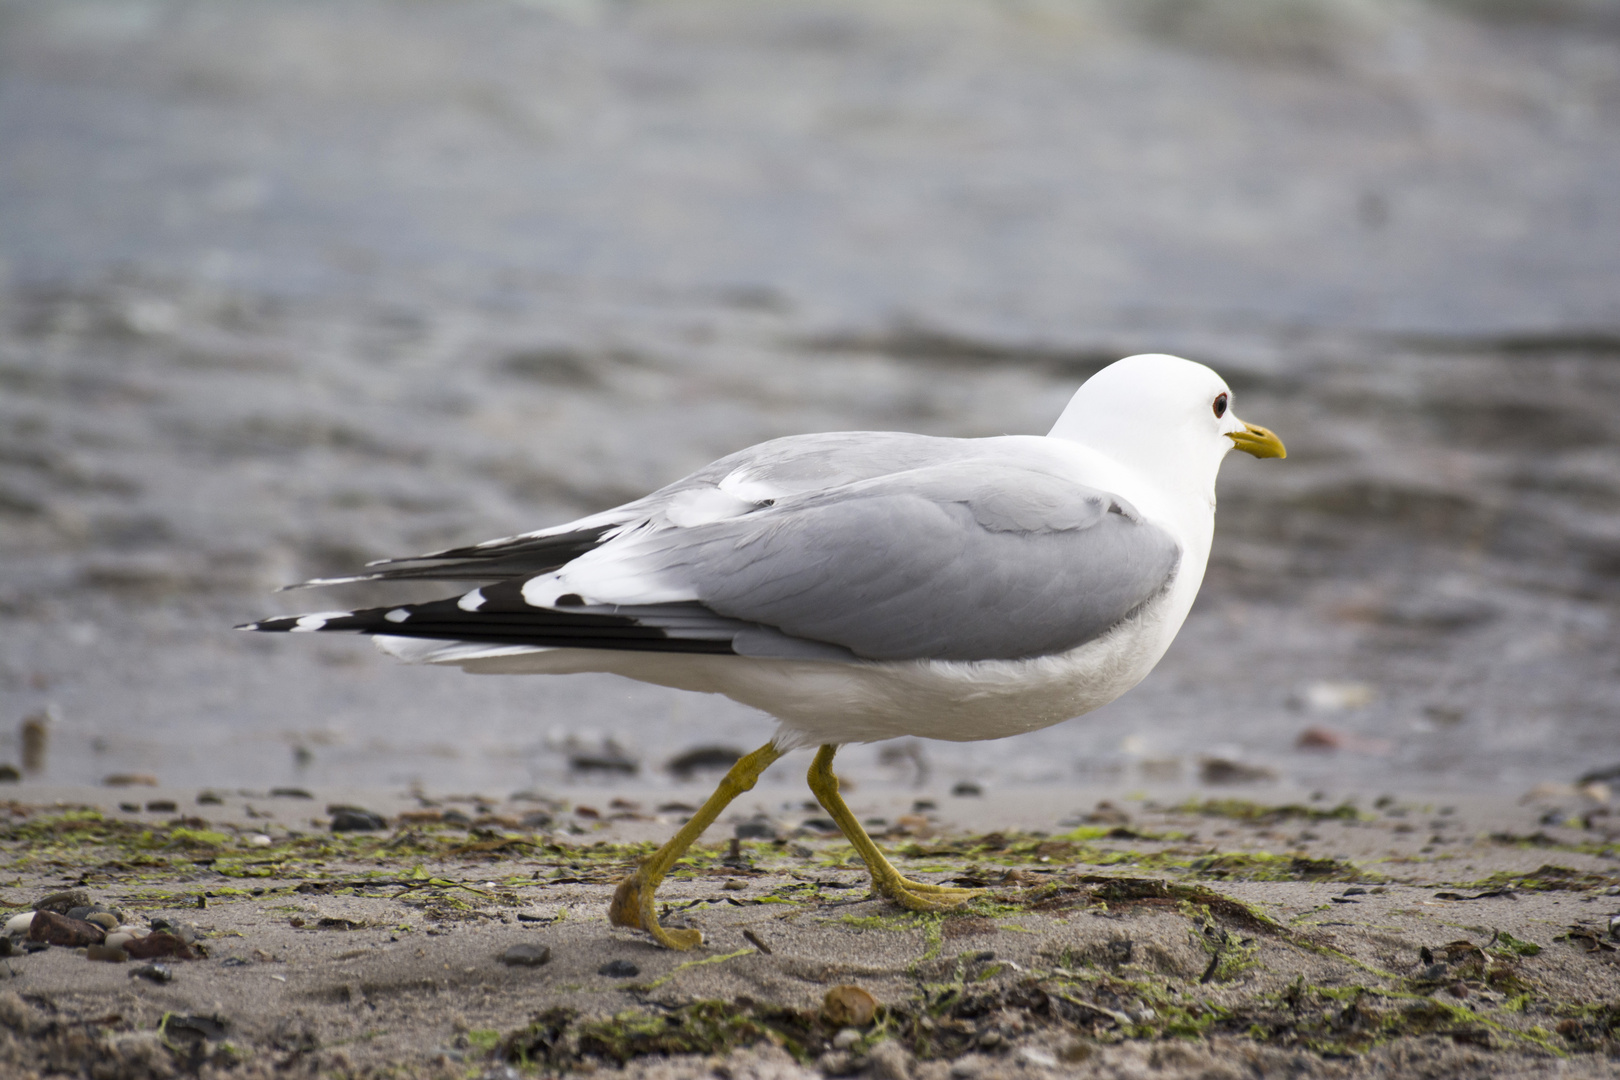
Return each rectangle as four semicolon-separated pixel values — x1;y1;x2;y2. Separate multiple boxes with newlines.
808;745;984;912
610;741;784;950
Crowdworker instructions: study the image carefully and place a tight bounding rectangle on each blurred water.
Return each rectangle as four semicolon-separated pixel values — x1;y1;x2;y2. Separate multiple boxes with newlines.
1;0;1618;794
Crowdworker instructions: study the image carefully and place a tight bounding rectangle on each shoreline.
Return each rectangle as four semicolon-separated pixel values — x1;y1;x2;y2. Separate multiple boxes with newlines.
1;784;1617;1077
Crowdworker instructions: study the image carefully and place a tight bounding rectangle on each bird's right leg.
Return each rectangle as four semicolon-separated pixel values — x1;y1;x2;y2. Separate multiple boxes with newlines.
808;744;984;910
609;741;784;950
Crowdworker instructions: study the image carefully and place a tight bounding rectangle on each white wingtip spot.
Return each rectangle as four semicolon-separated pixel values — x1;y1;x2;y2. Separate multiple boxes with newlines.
458;588;486;612
520;575;565;608
384;608;411;623
292;611;352;632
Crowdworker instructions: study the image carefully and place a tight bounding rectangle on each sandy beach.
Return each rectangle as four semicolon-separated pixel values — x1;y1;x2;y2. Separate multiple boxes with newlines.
2;780;1616;1077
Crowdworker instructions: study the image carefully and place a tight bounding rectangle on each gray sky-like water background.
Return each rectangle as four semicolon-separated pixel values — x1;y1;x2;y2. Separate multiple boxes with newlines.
2;0;1619;797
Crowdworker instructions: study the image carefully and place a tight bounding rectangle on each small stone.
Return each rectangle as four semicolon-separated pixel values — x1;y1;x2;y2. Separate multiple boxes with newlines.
0;765;18;783
866;1039;912;1080
912;799;937;812
67;906;92;921
520;811;553;829
832;1027;862;1049
597;959;639;978
569;750;638;775
86;912;119;931
149;918;198;943
951;781;982;797
130;963;173;984
102;773;158;787
665;745;745;780
86;944;128;963
125;932;196;961
734;816;778;840
330;808;387;832
1017;1047;1058;1069
145;800;178;813
501;944;551;967
33;890;91;915
28;910;104;947
1198;757;1278;785
815;1051;853;1075
822;985;877;1027
271;787;313;799
197;791;224;805
4;912;35;935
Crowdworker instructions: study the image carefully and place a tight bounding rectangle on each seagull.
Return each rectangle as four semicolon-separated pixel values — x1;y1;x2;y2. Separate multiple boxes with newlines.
243;353;1284;949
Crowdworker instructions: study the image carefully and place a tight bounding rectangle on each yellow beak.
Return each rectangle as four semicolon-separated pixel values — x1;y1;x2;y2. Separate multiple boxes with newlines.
1227;420;1286;459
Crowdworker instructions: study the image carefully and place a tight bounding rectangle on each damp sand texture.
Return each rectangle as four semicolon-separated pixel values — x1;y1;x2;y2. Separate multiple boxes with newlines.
1;788;1618;1078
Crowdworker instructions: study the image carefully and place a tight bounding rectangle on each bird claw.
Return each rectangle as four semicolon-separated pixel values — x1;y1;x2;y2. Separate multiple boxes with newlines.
877;874;986;912
610;874;702;951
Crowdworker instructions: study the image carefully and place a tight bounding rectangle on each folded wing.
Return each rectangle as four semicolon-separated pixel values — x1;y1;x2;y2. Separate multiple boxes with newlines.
246;436;1181;663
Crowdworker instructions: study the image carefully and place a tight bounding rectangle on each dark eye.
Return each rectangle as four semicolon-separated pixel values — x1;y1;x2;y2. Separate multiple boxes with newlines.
1213;393;1228;418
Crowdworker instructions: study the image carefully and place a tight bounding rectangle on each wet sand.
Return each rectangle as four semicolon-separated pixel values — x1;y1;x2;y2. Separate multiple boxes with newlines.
2;0;1620;795
2;782;1617;1077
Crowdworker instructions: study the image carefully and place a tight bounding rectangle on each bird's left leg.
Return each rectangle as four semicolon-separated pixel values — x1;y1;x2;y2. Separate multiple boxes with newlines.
610;741;784;950
807;744;984;911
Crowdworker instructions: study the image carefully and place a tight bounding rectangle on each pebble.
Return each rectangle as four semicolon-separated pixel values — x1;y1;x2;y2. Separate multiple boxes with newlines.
105;929;148;951
33;890;91;915
102;773;158;787
832;1028;863;1049
0;764;18;783
149;918;198;944
271;787;313;799
734;816;778;840
330;808;388;832
196;791;225;805
248;833;272;846
86;912;119;931
501;944;551;967
822;985;877;1027
125;932;196;961
145;800;178;813
951;781;983;797
597;960;639;978
665;744;744;779
569;750;638;775
815;1051;853;1075
86;944;128;963
4;912;35;936
27;910;105;947
1198;757;1278;785
131;963;174;983
1017;1047;1058;1069
866;1040;912;1080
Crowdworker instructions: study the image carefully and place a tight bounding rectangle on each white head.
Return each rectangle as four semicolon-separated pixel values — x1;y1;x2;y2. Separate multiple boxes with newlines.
1047;354;1284;502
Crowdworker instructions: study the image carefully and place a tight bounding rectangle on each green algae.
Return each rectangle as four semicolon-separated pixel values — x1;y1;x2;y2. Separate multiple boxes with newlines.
1178;799;1362;824
503;1001;822;1067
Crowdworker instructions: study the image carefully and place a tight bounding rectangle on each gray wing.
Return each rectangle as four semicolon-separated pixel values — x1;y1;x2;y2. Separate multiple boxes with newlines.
290;432;975;587
625;460;1182;661
255;434;1180;663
